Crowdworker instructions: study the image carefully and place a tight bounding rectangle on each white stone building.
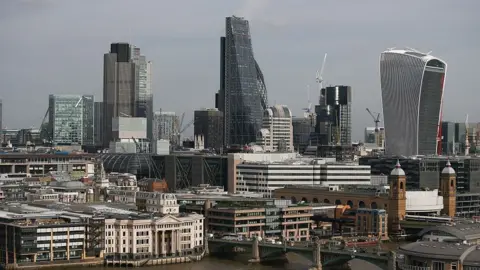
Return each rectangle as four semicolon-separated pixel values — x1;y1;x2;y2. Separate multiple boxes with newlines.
256;105;293;152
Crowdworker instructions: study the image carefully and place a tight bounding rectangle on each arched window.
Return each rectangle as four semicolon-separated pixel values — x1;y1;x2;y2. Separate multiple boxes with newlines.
313;198;319;203
400;182;404;190
347;200;354;208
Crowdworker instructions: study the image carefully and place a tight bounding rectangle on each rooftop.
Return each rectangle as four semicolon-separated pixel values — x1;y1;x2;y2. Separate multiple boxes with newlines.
419;221;480;241
399;241;480;265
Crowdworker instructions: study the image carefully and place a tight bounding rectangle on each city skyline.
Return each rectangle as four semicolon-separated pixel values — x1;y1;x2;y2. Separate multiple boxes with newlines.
0;0;479;140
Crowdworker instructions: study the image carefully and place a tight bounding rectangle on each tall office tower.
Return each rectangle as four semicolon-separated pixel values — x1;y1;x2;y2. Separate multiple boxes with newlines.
94;101;104;146
130;45;153;140
194;108;224;151
48;94;94;145
380;48;446;156
103;42;136;147
256;105;293;152
314;85;352;146
292;117;315;153
219;16;268;147
153;111;177;142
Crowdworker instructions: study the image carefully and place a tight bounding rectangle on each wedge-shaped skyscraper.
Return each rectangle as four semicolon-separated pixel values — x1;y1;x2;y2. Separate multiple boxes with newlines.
218;16;268;146
380;48;446;156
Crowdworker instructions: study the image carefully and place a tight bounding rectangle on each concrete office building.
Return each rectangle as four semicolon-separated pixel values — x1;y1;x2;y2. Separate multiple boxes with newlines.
256;105;293;152
194;108;224;151
103;43;136;147
292;117;315;154
153;111;177;142
235;158;371;197
216;16;268;146
380;48;447;156
48;94;94;145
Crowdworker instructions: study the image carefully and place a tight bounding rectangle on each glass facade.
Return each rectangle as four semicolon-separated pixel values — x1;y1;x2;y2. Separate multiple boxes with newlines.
314;86;352;146
48;95;94;145
131;46;153;140
223;16;268;146
380;49;446;156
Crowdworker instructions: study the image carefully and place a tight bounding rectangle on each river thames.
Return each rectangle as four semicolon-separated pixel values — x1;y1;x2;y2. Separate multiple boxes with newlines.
84;256;383;270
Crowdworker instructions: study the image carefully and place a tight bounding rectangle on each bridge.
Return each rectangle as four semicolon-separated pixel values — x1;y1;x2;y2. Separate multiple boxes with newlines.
207;237;396;270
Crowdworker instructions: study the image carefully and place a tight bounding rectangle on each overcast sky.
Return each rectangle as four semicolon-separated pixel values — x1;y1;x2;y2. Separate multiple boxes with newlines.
0;0;478;140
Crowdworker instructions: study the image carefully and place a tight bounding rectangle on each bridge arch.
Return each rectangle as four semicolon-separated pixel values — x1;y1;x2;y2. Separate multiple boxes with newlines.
312;198;319;203
323;255;388;270
346;200;354;208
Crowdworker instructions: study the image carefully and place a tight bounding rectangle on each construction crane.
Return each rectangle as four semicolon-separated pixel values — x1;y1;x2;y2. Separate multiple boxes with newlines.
315;53;328;104
302;85;312;116
465;114;470;156
172;113;195;146
131;137;142;153
366;108;381;146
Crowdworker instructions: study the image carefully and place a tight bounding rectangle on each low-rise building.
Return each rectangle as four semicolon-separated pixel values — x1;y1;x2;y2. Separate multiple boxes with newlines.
0;207;87;264
206;201;312;241
418;221;480;245
398;241;480;270
236;158;371;197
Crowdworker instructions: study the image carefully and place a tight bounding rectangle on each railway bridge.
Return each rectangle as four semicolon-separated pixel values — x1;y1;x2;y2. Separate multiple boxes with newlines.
207;237;396;270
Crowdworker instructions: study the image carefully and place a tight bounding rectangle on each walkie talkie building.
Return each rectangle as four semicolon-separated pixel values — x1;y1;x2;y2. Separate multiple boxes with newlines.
380;48;446;157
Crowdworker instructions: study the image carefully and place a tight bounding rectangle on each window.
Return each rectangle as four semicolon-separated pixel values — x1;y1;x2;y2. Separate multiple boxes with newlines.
432;261;445;270
451;262;457;270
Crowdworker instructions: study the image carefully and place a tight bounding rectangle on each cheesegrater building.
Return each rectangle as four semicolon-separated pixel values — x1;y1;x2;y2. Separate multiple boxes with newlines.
216;16;268;147
380;48;447;156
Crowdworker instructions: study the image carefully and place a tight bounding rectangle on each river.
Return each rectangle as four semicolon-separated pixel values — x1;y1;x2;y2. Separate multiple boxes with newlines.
83;256;383;270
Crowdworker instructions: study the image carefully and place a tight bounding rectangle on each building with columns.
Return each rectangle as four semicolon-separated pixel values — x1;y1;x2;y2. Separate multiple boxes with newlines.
103;193;204;258
104;212;204;258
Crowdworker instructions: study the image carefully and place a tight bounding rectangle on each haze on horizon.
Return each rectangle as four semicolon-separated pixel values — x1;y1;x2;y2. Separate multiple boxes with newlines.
0;0;478;140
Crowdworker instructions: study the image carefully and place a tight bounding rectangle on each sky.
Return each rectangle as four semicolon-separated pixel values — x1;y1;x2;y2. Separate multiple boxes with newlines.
0;0;479;140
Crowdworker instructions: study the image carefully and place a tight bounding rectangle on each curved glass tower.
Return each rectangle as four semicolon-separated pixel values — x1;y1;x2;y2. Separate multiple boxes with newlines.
380;48;446;156
223;16;268;146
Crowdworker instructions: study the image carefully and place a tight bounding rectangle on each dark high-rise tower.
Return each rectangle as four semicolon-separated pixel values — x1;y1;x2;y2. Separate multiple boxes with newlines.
315;85;352;146
218;16;268;146
194;108;224;151
103;43;136;147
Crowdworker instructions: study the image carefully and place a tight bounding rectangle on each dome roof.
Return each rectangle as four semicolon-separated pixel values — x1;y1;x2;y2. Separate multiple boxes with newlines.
442;160;456;175
264;105;292;118
390;160;405;176
98;153;162;178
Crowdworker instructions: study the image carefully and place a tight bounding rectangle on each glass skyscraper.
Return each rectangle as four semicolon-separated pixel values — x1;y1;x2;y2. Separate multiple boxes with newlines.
380;48;447;156
48;94;94;145
131;45;153;140
218;16;268;146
